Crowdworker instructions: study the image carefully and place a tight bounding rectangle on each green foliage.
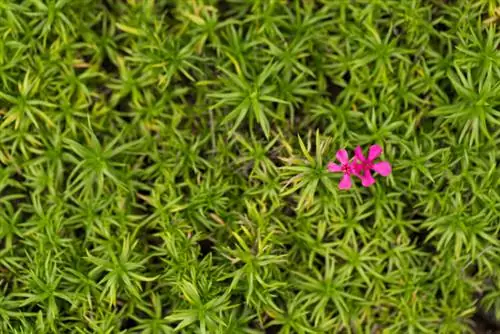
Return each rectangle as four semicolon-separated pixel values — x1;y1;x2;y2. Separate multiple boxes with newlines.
0;0;499;332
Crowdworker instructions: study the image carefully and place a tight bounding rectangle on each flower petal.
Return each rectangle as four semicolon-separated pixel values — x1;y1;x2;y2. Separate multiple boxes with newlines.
361;170;376;187
351;162;364;176
327;162;342;172
368;144;383;161
336;149;349;164
338;174;352;190
354;146;366;162
372;161;392;176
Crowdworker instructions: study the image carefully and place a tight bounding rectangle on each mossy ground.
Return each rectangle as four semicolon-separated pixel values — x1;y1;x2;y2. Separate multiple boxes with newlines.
0;0;499;333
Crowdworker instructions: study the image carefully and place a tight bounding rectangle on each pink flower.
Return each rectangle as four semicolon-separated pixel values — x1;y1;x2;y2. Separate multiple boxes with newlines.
353;145;391;187
327;149;357;190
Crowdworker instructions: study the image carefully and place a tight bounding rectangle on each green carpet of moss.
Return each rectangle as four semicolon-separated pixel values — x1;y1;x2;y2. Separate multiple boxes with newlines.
0;0;499;333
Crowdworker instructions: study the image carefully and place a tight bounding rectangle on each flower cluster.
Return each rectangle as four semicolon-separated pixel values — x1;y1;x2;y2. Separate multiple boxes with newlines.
327;145;391;189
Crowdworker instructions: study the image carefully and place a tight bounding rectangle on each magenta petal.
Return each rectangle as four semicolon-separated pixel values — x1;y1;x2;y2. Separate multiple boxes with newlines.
338;174;352;189
372;161;392;176
354;146;366;162
361;170;376;187
368;145;383;161
327;162;342;172
351;162;365;177
336;149;349;164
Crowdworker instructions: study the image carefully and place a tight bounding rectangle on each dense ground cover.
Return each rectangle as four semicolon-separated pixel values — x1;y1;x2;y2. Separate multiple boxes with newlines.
0;0;499;333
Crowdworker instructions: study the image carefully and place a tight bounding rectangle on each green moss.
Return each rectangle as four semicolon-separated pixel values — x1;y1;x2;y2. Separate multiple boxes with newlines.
0;0;499;332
